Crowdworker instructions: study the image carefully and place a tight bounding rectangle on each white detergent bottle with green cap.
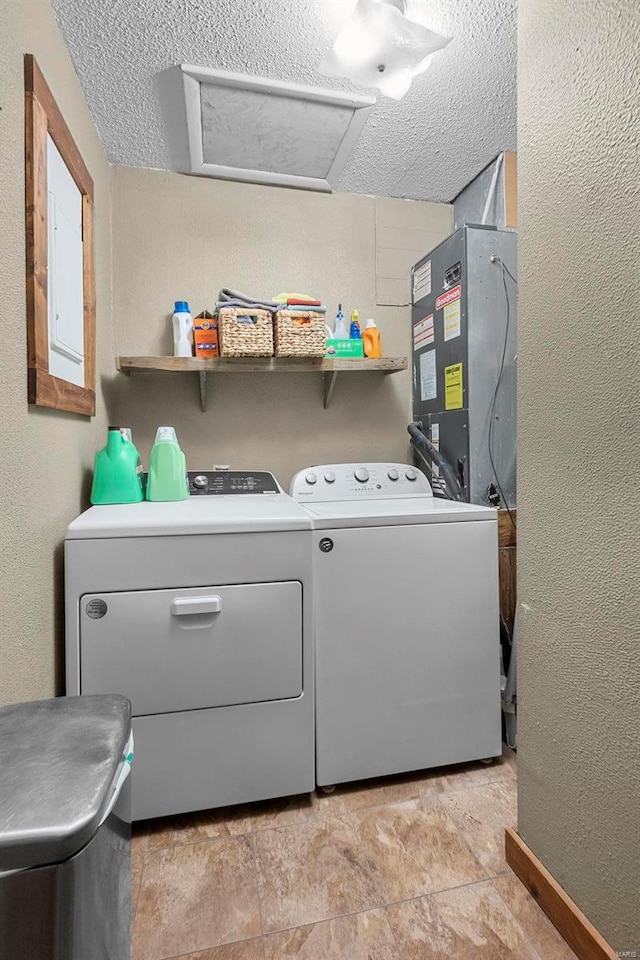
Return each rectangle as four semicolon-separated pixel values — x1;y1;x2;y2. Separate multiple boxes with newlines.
146;427;190;501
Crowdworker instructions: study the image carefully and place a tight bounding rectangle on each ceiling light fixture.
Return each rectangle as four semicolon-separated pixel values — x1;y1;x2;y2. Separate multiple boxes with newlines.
319;0;451;100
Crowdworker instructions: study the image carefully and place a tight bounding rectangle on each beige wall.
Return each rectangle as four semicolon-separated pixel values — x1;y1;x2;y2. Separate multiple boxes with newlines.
0;3;449;705
0;0;113;704
518;0;640;949
112;168;451;486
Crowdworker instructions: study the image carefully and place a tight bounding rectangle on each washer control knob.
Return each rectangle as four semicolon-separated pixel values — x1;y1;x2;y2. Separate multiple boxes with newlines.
405;468;418;481
354;467;370;483
388;469;399;481
324;471;336;483
305;472;318;485
193;475;209;489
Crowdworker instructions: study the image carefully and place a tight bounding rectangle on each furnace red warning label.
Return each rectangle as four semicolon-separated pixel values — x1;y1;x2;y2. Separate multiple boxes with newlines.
413;314;434;349
435;285;462;311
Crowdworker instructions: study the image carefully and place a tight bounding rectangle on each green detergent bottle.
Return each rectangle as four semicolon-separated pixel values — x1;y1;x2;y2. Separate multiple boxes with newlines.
146;426;190;502
90;427;145;504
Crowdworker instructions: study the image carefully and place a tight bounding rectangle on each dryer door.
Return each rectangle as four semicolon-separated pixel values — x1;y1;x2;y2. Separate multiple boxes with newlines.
80;582;302;715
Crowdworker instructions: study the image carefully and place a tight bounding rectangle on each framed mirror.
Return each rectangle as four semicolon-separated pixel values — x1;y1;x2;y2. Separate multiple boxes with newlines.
24;54;95;416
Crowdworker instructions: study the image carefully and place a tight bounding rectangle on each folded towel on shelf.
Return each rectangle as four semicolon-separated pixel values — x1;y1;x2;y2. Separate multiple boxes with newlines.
216;299;278;313
287;298;322;307
217;288;281;312
273;292;319;304
279;304;327;314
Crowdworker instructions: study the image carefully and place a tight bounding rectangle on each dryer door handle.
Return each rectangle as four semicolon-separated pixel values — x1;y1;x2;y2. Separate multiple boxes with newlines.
171;596;222;616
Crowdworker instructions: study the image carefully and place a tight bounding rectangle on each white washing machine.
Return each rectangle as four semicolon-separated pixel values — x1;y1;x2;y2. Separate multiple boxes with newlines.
65;471;314;820
290;462;502;788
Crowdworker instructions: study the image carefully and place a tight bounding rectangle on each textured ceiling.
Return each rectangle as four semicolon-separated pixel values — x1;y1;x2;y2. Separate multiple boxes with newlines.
50;0;516;202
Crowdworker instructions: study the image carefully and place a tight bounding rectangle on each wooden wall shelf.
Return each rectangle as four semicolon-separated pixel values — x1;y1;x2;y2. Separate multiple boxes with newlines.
116;355;408;411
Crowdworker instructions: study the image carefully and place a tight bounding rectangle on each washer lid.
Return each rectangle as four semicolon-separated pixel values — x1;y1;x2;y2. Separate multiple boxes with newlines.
0;695;131;872
66;495;312;539
301;497;497;528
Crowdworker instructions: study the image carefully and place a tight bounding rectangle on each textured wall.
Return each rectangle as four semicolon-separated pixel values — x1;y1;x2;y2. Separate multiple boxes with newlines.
50;0;516;202
517;0;640;948
0;0;113;704
111;167;452;485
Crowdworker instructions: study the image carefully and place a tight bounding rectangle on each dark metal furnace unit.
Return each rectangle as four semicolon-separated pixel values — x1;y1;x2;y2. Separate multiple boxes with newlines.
411;224;517;508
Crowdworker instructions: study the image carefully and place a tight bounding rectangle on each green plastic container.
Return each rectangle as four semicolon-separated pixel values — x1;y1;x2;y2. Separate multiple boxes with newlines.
325;338;365;358
145;427;189;502
91;427;145;505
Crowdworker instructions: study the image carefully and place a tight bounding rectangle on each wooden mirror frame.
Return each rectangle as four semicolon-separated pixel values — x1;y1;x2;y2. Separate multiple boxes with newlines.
25;54;96;416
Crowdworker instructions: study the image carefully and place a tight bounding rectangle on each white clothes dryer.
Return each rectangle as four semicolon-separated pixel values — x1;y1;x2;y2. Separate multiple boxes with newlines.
66;471;314;820
290;463;502;788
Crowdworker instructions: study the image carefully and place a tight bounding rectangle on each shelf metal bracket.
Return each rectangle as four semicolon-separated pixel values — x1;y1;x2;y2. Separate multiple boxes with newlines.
198;371;207;412
322;371;338;409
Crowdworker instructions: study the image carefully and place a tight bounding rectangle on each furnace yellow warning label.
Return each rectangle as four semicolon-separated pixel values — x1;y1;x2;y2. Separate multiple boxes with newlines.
444;362;463;410
443;300;461;341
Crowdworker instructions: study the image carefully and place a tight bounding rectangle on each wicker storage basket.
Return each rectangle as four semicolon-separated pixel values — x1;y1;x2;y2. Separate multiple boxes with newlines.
274;310;326;358
218;307;274;358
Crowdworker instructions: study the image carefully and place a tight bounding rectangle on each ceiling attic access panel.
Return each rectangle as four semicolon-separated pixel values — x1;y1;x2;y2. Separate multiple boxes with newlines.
181;66;375;192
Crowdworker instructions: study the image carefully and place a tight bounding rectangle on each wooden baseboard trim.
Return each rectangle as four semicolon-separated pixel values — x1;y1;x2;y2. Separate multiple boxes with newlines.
505;828;617;960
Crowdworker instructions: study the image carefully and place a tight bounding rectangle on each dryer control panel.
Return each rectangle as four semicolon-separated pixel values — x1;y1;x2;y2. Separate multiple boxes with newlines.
187;471;280;495
290;463;432;501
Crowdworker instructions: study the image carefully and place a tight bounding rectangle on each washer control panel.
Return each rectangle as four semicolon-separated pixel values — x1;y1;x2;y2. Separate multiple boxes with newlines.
290;464;432;501
187;471;280;495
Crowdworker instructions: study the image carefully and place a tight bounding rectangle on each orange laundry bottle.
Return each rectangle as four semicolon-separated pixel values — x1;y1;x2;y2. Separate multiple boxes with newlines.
363;318;382;358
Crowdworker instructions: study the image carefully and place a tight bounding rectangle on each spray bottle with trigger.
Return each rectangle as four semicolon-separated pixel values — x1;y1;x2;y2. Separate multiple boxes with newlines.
334;303;349;339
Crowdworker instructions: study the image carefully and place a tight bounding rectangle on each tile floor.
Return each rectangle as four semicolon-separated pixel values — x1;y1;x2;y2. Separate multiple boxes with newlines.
131;747;578;960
